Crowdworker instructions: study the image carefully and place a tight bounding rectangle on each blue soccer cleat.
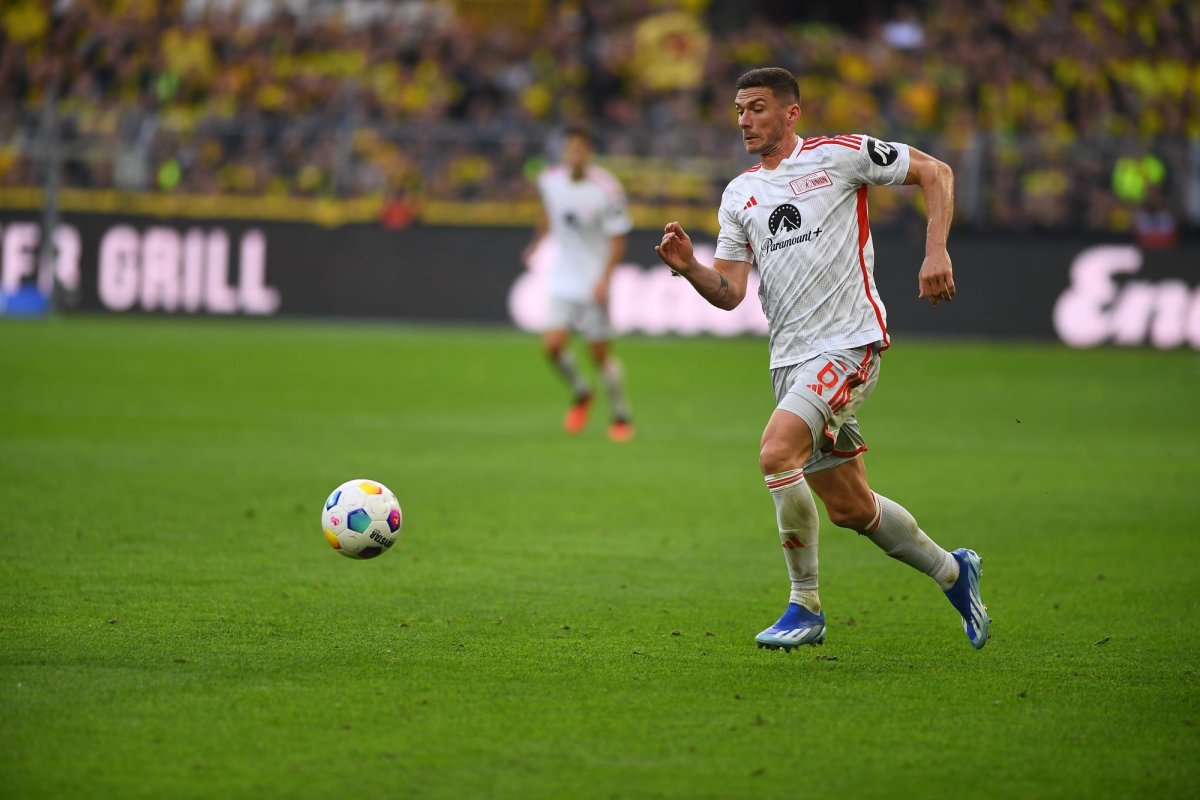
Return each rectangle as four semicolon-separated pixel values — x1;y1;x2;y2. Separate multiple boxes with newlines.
945;548;990;649
755;603;826;651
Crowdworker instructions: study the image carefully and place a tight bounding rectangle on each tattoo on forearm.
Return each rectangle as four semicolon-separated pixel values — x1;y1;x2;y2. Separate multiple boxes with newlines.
715;274;729;299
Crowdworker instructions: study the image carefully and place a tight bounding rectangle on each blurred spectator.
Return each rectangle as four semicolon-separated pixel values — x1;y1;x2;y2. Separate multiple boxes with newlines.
0;0;1195;236
633;5;711;92
1131;188;1179;249
1112;146;1167;207
881;3;924;50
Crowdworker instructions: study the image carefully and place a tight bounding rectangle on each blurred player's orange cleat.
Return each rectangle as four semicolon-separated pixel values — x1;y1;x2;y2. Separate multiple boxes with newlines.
608;419;634;442
563;394;592;435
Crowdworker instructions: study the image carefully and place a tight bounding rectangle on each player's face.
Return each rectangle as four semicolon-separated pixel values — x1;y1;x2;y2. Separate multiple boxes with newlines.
563;135;592;173
734;87;798;155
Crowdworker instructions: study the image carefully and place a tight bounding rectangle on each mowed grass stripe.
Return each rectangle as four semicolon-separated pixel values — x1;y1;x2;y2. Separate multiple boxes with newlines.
1;317;1197;800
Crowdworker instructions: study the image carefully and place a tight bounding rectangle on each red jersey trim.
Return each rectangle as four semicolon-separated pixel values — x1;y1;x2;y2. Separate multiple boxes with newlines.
800;135;862;153
542;165;625;202
855;186;891;351
737;135;861;177
583;166;625;203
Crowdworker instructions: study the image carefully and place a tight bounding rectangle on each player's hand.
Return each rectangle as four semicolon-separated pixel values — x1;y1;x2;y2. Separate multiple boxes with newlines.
593;279;610;305
655;222;695;275
917;249;955;306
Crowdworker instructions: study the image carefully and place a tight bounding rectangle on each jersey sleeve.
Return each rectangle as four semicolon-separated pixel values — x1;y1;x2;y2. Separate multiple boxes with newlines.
601;183;633;237
844;136;911;187
714;187;753;264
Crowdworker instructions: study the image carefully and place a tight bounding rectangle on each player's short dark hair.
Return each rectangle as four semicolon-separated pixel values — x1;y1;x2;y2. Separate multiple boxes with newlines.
562;123;593;145
735;67;801;105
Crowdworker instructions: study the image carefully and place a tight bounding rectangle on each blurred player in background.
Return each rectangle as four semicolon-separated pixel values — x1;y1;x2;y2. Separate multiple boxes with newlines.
526;125;635;441
655;67;990;651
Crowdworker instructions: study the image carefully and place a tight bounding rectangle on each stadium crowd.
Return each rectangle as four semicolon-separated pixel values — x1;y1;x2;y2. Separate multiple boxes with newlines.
0;0;1196;235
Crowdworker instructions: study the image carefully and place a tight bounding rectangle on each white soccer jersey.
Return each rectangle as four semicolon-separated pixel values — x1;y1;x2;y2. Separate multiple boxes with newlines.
537;164;633;302
713;135;911;368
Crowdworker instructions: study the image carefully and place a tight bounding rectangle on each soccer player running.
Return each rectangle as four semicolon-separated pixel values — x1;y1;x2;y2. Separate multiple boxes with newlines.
655;67;989;651
527;125;636;442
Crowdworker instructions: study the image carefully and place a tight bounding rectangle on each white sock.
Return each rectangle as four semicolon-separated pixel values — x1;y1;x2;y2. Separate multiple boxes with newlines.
862;493;959;590
551;350;590;399
765;469;821;613
601;357;631;421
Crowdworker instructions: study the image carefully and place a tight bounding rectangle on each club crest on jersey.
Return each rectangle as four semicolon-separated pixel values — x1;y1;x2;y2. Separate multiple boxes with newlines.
788;170;833;197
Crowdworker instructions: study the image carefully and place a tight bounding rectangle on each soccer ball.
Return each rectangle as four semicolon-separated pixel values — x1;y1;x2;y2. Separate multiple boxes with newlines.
321;478;403;560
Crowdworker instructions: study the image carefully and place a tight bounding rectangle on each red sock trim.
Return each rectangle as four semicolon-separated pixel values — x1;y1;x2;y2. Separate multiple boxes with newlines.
765;469;805;491
863;492;883;533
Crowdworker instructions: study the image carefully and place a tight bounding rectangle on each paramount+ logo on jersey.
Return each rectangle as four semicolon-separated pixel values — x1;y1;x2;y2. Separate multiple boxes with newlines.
761;203;823;260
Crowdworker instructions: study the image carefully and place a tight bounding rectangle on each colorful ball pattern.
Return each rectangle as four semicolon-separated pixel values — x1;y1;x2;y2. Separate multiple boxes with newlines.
321;479;402;559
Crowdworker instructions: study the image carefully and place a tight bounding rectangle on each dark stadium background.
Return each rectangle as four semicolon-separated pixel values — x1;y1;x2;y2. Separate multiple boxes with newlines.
0;0;1195;348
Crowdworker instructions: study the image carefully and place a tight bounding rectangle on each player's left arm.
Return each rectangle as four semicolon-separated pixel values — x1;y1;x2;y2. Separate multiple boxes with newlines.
596;180;633;304
595;233;627;305
903;147;956;306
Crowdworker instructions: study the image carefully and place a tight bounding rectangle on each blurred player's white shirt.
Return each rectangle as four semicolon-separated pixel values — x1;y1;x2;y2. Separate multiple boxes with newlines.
537;164;633;302
714;135;911;368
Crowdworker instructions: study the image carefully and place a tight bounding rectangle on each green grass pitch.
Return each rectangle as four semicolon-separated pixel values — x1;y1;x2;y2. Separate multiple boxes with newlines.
1;317;1198;799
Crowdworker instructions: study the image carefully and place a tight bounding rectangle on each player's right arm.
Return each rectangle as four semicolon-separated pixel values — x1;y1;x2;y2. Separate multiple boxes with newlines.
655;221;750;310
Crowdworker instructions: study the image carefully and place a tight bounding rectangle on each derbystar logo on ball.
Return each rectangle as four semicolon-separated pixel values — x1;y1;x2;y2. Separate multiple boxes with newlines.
321;479;403;560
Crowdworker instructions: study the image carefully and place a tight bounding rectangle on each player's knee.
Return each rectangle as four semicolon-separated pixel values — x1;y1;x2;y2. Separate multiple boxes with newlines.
824;494;876;531
759;439;802;476
543;335;566;359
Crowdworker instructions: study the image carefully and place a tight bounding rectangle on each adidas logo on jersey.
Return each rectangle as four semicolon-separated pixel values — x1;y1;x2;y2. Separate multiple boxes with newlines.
743;196;758;210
